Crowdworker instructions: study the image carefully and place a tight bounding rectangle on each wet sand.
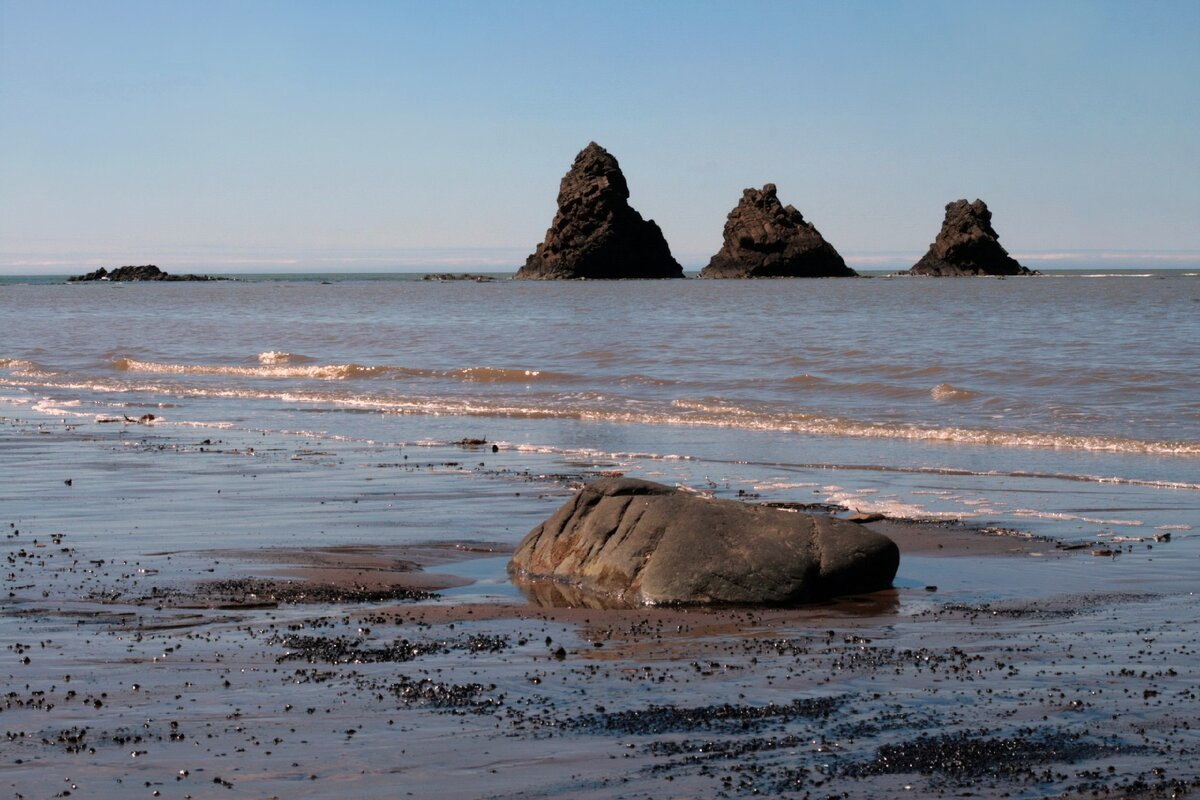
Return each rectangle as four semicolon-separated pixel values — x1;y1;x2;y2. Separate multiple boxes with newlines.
2;415;1198;799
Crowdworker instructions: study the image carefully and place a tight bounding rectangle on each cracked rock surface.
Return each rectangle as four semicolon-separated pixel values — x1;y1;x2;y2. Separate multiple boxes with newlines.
508;477;899;606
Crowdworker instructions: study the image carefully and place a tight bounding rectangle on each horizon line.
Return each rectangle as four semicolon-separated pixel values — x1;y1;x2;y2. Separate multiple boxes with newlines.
4;248;1200;275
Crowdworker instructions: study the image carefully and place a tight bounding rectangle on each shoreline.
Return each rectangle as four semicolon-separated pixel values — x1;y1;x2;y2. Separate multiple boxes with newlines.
3;412;1197;798
4;533;1193;799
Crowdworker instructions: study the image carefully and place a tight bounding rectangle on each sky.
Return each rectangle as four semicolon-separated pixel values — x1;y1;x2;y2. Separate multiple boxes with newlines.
2;0;1198;273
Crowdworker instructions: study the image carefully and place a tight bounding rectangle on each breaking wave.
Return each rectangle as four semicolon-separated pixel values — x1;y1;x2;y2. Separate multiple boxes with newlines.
0;358;57;378
257;351;317;365
931;383;980;401
111;357;579;384
4;371;1198;458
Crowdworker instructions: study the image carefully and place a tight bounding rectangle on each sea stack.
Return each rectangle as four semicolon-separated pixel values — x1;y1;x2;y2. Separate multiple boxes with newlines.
909;199;1033;276
700;184;856;278
515;142;683;280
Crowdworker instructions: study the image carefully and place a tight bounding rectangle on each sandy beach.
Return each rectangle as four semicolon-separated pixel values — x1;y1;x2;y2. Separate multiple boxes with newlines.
5;2;1200;796
3;413;1197;799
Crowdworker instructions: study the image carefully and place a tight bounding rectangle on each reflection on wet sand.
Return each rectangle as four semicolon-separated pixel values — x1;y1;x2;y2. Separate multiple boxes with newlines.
514;573;902;617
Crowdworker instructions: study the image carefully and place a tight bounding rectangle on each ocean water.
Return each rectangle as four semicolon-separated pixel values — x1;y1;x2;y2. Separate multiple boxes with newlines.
2;270;1198;547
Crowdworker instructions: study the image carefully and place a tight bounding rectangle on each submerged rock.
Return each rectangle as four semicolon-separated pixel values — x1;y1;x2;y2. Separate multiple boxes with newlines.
909;200;1033;276
508;477;899;606
515;143;683;280
68;265;224;282
700;184;856;278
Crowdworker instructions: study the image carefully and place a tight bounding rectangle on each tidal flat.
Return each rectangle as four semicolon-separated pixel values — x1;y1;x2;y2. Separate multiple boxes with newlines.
2;415;1197;799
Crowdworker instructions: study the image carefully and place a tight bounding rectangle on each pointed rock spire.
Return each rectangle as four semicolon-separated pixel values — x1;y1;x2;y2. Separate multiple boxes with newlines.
909;199;1033;276
699;184;856;278
516;143;683;280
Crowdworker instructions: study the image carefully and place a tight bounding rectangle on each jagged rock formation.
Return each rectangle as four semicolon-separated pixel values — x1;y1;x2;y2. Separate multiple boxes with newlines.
909;200;1033;276
515;143;683;280
508;477;899;607
421;273;495;282
700;184;856;278
68;265;223;282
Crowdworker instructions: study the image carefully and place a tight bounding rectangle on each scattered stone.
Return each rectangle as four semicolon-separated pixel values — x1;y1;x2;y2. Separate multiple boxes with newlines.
571;695;844;736
515;142;683;280
699;184;856;278
908;199;1034;276
848;511;886;524
838;728;1131;781
508;477;899;606
274;633;509;664
67;265;226;282
182;578;436;607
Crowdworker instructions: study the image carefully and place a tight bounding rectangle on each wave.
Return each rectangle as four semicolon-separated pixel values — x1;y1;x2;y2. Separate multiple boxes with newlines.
0;358;57;378
112;357;578;384
258;351;317;365
4;374;1199;458
931;383;980;402
451;367;577;383
1010;509;1144;527
114;356;396;381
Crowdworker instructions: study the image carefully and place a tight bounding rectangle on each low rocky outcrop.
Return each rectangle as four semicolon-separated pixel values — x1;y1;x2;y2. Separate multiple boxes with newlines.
909;200;1033;276
422;273;496;282
508;477;899;606
515;143;683;280
700;184;857;278
68;265;224;282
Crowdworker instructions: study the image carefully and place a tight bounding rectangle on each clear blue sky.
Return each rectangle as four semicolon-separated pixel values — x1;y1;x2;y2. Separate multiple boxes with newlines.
2;0;1198;272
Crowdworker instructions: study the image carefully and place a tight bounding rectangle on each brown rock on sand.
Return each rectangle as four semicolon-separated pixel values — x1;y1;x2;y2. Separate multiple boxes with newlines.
508;477;899;606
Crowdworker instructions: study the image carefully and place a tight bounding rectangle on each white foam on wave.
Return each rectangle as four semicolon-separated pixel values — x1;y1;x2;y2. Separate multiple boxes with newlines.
4;371;1199;459
115;357;380;381
825;490;968;520
31;399;95;419
752;481;819;490
0;358;57;378
1010;509;1144;527
258;351;315;365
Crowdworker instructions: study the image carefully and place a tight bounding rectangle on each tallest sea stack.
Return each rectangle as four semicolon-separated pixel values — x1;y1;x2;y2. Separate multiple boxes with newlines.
516;143;683;280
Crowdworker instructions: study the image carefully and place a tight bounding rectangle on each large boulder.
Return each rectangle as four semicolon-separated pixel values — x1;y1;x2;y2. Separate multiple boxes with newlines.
508;477;899;606
700;184;857;278
908;199;1033;276
515;143;683;280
